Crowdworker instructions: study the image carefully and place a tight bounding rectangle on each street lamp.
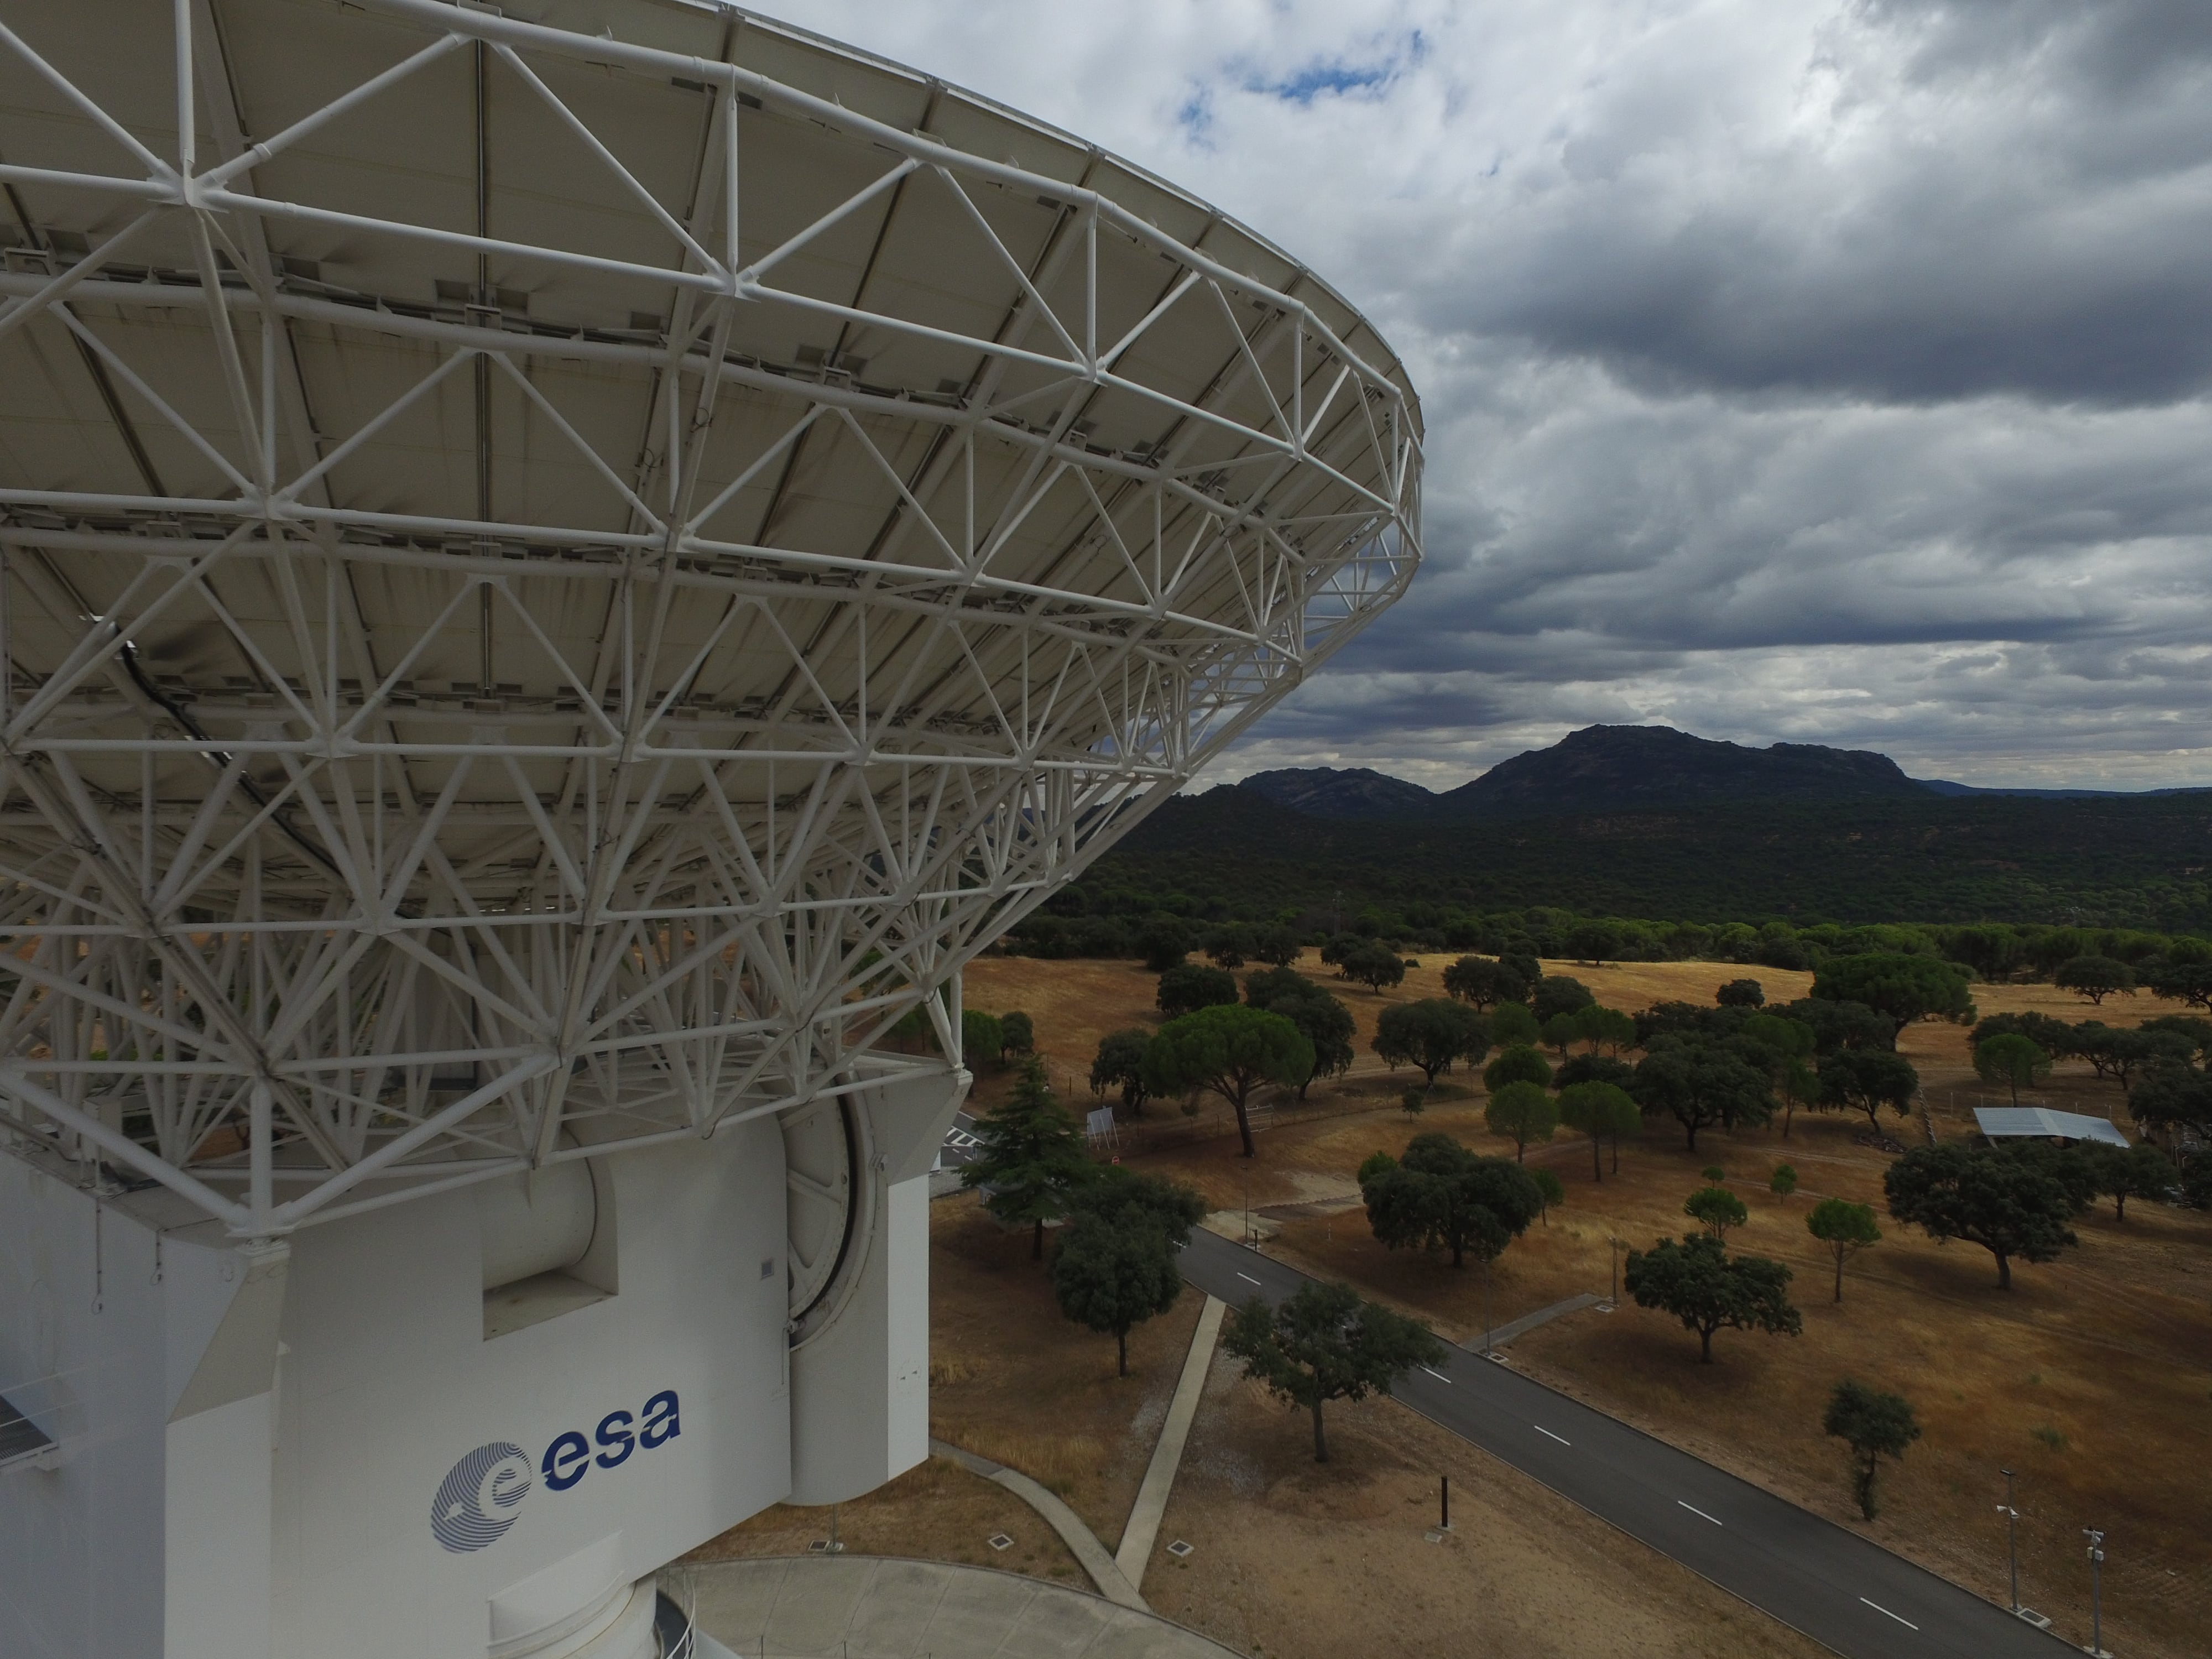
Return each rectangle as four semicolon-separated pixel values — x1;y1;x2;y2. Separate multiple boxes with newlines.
2082;1527;2108;1658
1999;1468;2020;1613
1483;1256;1495;1357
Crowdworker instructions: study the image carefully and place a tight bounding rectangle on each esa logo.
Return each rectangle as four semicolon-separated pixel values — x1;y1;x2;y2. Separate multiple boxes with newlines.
430;1390;680;1553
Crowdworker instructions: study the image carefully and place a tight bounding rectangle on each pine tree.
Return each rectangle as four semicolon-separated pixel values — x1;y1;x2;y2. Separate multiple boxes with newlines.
962;1056;1094;1259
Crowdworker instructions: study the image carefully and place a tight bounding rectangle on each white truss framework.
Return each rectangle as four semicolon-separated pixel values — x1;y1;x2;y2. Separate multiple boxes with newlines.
0;0;1421;1235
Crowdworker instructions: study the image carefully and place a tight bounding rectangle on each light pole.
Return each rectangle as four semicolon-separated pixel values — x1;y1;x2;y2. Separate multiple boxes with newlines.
2083;1527;2107;1658
1483;1256;1494;1357
1999;1468;2020;1613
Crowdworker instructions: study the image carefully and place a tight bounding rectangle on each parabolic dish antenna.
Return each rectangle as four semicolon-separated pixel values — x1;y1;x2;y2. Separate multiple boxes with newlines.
0;0;1421;1239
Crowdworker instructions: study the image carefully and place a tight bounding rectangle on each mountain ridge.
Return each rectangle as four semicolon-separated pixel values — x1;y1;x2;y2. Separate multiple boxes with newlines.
1226;724;2198;822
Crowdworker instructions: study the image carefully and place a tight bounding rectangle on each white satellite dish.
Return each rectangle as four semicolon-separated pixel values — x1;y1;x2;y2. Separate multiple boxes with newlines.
0;2;1419;1654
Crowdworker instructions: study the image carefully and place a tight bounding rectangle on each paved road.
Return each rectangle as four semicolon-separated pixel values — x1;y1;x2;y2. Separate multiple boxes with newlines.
1180;1230;2076;1659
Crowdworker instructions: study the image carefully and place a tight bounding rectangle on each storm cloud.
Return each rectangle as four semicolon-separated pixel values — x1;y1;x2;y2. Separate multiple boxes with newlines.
760;0;2212;787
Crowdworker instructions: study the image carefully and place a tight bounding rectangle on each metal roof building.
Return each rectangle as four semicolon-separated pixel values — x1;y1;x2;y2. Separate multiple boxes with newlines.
1972;1106;2132;1148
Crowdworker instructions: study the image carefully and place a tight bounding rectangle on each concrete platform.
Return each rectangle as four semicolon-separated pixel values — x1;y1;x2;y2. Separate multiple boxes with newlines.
684;1555;1238;1658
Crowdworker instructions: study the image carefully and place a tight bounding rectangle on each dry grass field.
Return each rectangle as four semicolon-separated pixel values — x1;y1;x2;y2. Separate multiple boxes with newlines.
707;951;2210;1656
964;950;2212;1657
705;1191;1829;1659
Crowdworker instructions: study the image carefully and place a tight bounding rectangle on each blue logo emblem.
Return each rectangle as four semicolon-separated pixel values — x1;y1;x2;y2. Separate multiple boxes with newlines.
429;1391;680;1552
430;1442;533;1553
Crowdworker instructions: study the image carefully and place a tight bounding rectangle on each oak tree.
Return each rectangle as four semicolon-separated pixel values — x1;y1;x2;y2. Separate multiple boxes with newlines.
1224;1281;1446;1462
1824;1381;1920;1520
1623;1233;1802;1363
1882;1144;2077;1289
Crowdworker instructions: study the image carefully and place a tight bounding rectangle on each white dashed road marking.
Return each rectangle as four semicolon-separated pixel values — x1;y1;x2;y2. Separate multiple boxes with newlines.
1535;1426;1571;1446
1677;1501;1723;1526
1860;1598;1918;1630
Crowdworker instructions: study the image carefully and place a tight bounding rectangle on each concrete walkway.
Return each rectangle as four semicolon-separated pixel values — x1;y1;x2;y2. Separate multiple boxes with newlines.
685;1556;1238;1658
1114;1296;1223;1590
1463;1290;1605;1353
928;1441;1146;1610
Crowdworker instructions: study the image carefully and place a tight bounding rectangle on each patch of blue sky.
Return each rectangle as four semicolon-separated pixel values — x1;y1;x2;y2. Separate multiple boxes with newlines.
1245;30;1426;105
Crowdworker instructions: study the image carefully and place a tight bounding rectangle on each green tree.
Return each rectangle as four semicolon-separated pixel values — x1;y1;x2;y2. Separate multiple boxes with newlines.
1559;1081;1641;1181
1573;1005;1639;1055
1770;1163;1798;1199
999;1010;1035;1058
1533;974;1597;1023
1623;1233;1803;1363
1224;1281;1448;1462
1050;1209;1182;1375
1341;942;1408;993
2142;1013;2212;1062
1811;953;1974;1040
1817;1048;1919;1130
1973;1034;2050;1105
1485;1079;1559;1162
1245;969;1358;1099
2081;1140;2176;1222
1563;921;1623;966
1632;1041;1772;1151
2055;955;2135;1005
1540;1012;1582;1059
1443;955;1527;1011
1971;1010;2078;1059
1994;1139;2100;1215
1684;1185;1748;1239
1068;1166;1206;1246
961;1008;1005;1070
1202;924;1253;969
1483;1044;1554;1093
2146;958;2212;1010
1717;978;1766;1008
1359;1133;1543;1267
1489;1002;1543;1048
1806;1197;1880;1302
1735;1013;1818;1136
1374;998;1490;1084
1138;917;1190;973
962;1055;1095;1259
1157;961;1239;1020
2129;1061;2212;1138
1142;1004;1313;1158
1882;1144;2077;1289
1532;1166;1565;1223
1781;997;1897;1056
1824;1381;1920;1520
1089;1029;1152;1115
1557;1051;1637;1092
2072;1022;2192;1092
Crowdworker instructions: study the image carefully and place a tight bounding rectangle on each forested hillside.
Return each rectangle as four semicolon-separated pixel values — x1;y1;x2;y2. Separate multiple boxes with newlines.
1067;786;2212;936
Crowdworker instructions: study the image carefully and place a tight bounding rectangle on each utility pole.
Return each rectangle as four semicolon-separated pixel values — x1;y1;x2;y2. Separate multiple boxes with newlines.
1999;1469;2020;1613
2082;1527;2107;1658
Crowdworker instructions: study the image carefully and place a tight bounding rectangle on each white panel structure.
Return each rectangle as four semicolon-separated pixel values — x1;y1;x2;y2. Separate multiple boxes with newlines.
0;1;1420;1653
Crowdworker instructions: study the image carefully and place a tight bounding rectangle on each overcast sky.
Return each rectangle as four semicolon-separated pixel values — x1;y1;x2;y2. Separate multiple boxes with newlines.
763;0;2212;789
